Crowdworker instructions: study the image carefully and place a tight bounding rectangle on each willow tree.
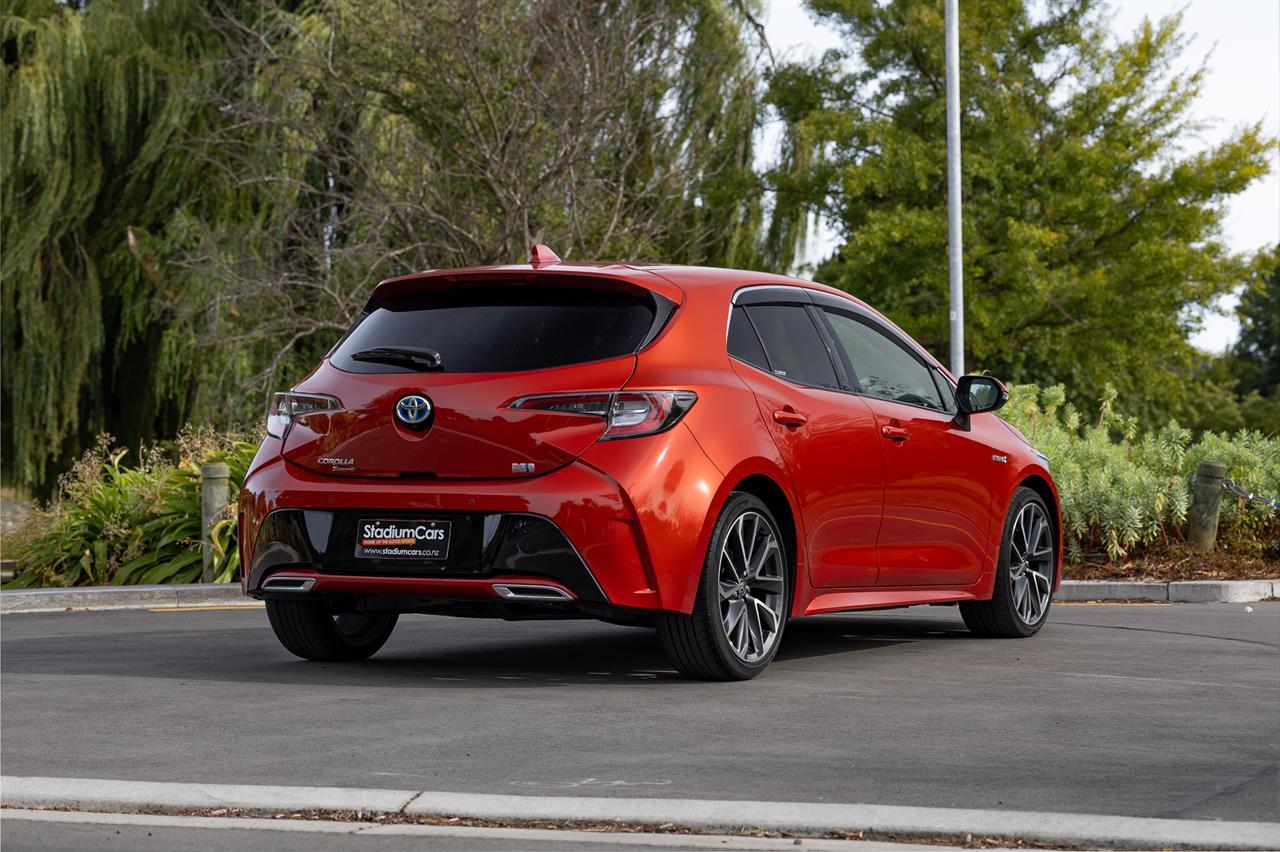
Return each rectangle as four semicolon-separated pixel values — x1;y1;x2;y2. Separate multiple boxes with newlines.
766;0;1275;425
1;0;236;493
3;0;781;492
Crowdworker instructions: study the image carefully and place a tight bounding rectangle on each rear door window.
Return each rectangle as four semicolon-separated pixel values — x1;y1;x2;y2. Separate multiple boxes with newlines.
332;286;658;373
742;304;840;389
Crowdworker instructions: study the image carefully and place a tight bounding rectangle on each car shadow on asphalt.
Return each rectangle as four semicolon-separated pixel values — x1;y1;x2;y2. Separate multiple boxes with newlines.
0;609;974;689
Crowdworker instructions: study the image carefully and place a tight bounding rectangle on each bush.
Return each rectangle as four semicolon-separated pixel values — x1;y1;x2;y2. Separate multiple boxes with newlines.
6;387;1277;587
5;429;257;587
1003;385;1279;562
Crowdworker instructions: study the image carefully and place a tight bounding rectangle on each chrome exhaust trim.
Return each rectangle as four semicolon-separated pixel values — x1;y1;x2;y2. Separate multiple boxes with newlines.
261;575;316;593
491;583;573;601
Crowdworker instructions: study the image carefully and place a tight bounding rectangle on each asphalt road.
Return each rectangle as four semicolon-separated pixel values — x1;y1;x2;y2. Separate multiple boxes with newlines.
2;601;1277;824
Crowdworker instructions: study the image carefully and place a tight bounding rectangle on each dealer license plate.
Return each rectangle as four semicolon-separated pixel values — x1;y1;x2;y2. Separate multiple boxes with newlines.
355;518;451;560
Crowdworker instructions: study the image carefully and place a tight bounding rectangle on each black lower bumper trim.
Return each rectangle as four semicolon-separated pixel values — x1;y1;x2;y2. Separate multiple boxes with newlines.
249;509;607;604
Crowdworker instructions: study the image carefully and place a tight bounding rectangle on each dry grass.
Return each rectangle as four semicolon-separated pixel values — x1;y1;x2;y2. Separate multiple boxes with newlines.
1;804;1079;850
0;485;32;562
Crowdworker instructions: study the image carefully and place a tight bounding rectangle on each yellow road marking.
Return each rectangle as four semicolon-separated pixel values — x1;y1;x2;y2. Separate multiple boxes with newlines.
1049;596;1172;603
147;604;264;612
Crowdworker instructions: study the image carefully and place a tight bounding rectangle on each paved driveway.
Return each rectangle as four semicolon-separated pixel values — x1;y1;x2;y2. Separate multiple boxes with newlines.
1;602;1276;821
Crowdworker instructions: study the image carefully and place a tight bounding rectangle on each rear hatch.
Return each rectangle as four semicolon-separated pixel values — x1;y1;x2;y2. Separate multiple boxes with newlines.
283;275;676;480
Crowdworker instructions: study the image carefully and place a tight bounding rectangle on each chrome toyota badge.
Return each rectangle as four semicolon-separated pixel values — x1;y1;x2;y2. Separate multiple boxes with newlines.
395;394;433;427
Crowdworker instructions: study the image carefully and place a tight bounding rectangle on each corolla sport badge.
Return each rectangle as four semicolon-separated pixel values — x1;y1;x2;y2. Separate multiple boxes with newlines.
395;394;433;428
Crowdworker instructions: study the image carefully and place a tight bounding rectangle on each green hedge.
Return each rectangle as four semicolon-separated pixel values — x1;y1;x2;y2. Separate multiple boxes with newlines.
1002;384;1279;562
5;387;1277;587
5;430;256;587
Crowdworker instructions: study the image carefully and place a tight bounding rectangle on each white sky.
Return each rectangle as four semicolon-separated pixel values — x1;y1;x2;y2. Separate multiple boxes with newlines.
762;0;1280;352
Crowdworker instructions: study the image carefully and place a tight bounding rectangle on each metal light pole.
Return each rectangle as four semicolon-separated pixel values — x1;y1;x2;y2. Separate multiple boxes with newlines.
945;0;964;377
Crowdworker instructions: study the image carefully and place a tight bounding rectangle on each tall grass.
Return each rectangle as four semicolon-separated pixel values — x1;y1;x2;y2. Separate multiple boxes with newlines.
5;429;256;587
1003;385;1279;562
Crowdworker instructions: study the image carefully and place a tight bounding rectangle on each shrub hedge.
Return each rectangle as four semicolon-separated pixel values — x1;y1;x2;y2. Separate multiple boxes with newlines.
4;386;1276;587
1003;384;1278;562
5;429;256;587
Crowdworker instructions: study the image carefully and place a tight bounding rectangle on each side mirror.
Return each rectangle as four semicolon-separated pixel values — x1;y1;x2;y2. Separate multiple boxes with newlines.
954;375;1008;429
956;375;1009;414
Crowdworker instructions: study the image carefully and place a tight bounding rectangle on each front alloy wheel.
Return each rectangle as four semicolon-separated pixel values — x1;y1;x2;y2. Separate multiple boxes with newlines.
1008;501;1054;625
659;493;790;680
960;486;1055;638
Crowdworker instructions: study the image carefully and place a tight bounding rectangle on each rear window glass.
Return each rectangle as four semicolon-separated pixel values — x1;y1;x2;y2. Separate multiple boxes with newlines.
727;306;770;370
331;286;657;373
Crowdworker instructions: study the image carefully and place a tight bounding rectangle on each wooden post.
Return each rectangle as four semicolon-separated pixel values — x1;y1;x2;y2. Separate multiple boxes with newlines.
200;463;230;583
1188;460;1227;553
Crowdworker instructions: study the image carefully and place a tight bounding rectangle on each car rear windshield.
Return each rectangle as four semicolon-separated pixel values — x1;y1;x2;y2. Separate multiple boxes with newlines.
330;285;659;374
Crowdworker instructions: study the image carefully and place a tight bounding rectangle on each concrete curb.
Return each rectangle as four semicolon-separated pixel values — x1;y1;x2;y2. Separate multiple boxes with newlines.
2;775;1277;850
1;776;415;814
2;579;1274;614
0;809;954;851
1055;579;1277;602
1167;580;1278;602
0;583;253;614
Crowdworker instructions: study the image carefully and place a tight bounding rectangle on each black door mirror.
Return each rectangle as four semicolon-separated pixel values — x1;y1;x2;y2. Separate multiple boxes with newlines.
956;375;1009;415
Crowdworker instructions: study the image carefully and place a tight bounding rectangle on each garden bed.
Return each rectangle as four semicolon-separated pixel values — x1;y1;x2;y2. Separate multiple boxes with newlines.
1065;545;1279;582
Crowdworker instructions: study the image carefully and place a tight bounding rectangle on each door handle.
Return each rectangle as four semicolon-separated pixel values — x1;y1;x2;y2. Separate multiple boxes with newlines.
773;409;808;428
881;424;910;442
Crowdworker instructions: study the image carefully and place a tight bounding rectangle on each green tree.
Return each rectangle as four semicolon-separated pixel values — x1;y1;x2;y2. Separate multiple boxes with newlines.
766;0;1275;425
2;0;774;492
1230;248;1280;401
170;0;773;424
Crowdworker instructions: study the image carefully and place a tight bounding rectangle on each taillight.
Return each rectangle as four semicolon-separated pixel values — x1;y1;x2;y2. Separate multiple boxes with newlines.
266;391;342;439
512;391;697;440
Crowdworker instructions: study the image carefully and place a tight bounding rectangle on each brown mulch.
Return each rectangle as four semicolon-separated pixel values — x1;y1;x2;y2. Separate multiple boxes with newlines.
1065;544;1279;582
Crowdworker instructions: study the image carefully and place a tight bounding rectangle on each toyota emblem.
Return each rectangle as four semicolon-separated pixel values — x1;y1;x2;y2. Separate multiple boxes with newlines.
395;394;433;428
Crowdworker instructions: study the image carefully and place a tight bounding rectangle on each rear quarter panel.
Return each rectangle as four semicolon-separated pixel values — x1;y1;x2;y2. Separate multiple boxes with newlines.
606;277;808;614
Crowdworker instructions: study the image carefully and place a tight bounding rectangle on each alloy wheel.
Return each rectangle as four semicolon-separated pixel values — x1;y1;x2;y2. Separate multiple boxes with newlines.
1009;502;1054;625
718;510;786;663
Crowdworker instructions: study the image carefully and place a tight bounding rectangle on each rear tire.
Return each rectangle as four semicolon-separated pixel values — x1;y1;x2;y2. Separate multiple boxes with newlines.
960;487;1055;638
658;493;790;681
266;598;398;661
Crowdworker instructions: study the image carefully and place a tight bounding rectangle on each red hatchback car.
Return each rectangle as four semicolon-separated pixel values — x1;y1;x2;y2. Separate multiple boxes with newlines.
240;246;1060;680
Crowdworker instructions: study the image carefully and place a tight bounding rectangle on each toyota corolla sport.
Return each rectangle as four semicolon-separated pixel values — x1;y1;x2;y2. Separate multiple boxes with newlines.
240;245;1060;680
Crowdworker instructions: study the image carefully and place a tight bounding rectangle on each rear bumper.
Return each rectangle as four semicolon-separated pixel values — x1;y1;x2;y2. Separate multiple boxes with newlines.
239;455;661;610
246;508;606;603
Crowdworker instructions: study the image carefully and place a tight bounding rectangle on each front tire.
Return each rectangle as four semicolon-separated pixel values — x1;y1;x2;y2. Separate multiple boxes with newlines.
960;487;1055;638
658;493;790;680
266;598;398;661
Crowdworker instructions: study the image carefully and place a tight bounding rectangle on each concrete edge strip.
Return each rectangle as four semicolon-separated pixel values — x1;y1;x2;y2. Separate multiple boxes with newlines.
1055;579;1277;603
2;776;1277;850
3;580;1276;613
0;808;933;850
1;776;417;814
0;584;255;614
